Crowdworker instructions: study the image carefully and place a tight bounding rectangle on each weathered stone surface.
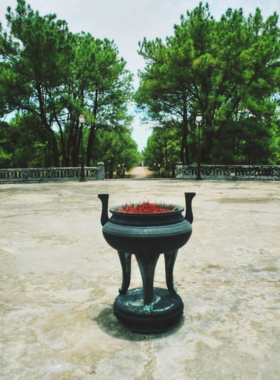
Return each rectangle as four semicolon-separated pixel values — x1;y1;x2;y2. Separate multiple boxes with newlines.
0;180;280;379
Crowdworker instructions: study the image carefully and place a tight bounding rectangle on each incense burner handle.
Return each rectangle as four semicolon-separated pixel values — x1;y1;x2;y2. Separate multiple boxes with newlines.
98;194;109;226
184;192;196;224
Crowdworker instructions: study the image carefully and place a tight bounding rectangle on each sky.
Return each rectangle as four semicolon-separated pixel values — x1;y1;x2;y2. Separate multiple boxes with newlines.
1;0;279;151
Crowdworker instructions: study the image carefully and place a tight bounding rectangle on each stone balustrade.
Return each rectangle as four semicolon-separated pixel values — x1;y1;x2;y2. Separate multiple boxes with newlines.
0;165;105;182
175;164;280;180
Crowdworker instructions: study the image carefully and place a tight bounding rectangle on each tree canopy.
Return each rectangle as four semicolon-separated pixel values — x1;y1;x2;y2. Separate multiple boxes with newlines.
136;2;280;166
0;0;136;169
1;1;280;169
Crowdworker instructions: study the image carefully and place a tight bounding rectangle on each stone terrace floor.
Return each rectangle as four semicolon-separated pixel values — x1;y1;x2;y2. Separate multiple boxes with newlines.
0;179;280;380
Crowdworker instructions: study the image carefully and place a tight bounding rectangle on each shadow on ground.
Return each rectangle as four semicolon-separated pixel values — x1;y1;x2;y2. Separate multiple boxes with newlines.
94;307;185;341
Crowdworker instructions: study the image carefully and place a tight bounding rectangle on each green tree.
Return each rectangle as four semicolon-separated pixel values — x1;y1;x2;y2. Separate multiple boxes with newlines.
92;128;140;173
0;0;134;167
143;127;181;171
70;33;134;166
136;3;280;164
0;113;50;168
0;0;73;166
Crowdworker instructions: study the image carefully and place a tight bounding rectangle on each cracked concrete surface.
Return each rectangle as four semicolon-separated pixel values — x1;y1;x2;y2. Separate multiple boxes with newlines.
1;179;280;379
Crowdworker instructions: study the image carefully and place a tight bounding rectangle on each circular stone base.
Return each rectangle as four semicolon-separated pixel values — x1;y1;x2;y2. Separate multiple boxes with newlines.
113;287;184;334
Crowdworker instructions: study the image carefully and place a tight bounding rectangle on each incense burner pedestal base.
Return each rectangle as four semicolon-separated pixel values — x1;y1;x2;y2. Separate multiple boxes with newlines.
113;287;184;334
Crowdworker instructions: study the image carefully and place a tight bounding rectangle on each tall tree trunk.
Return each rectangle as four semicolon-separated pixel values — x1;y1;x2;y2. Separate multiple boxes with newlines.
66;119;76;167
72;130;80;167
39;124;59;167
180;134;185;163
180;129;190;165
180;92;190;165
36;82;59;166
72;125;82;167
203;128;214;164
71;120;80;166
87;125;96;166
87;90;98;165
185;135;190;165
53;113;67;166
51;132;60;167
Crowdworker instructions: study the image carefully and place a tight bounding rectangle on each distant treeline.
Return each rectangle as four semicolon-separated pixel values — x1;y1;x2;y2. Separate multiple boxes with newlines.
1;1;280;170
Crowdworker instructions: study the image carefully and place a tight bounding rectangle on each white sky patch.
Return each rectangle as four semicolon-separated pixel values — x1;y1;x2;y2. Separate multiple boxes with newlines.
1;0;279;150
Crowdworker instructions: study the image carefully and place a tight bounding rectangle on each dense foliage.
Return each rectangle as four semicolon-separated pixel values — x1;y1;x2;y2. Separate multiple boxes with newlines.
1;1;280;170
0;0;139;170
137;3;280;168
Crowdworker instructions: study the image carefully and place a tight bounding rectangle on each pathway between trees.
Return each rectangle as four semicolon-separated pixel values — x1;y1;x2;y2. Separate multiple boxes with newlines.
129;166;153;179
